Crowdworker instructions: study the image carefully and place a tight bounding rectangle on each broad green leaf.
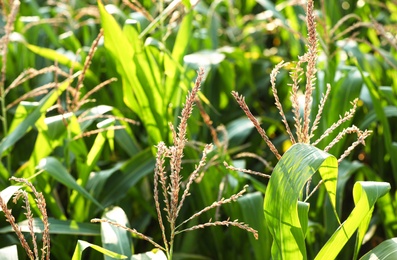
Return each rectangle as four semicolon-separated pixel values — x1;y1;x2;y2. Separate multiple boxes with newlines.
0;163;8;187
98;0;163;145
17;113;71;219
360;106;397;134
297;201;310;238
0;245;18;260
239;192;272;260
0;218;100;236
0;78;71;157
360;238;397;260
264;143;338;260
15;113;84;219
226;117;255;147
99;148;155;207
101;207;133;258
25;44;81;68
37;157;104;210
82;131;106;184
360;164;397;238
164;7;192;105
72;240;127;260
25;43;98;83
8;101;38;134
322;66;363;156
316;182;390;260
19;112;73;178
323;160;363;239
358;65;397;184
86;163;123;200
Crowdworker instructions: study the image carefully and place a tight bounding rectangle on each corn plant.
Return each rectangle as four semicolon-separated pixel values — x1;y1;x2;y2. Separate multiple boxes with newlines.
228;0;393;259
1;0;397;259
92;68;258;259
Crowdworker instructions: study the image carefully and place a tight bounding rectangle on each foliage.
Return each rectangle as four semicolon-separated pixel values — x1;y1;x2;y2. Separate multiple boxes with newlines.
0;0;396;259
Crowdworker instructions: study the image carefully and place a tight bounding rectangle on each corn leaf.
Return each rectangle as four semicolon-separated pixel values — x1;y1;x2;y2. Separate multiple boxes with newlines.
25;43;98;84
360;238;397;260
0;78;71;157
239;192;272;260
315;181;390;259
0;218;100;236
358;64;397;184
101;207;133;258
264;143;338;260
72;240;127;260
37;157;104;210
99;148;155;207
98;0;164;144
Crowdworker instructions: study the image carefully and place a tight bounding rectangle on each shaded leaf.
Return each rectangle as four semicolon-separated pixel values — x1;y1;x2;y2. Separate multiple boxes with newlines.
360;238;397;260
316;182;390;259
0;218;100;236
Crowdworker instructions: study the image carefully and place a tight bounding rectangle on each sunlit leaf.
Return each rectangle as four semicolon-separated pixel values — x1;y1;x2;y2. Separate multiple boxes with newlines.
71;240;127;260
101;207;133;259
264;143;338;260
131;249;167;260
316;182;390;259
0;245;18;260
0;78;71;157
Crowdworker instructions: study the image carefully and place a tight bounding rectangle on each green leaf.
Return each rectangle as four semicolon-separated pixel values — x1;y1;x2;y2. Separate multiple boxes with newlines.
101;207;133;258
315;181;390;260
8;101;38;134
358;65;397;182
71;240;127;260
37;157;104;210
0;78;71;157
99;148;155;207
264;143;338;260
0;218;100;236
321;66;363;155
239;192;272;260
98;0;164;144
164;10;192;106
360;238;397;260
25;43;98;84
